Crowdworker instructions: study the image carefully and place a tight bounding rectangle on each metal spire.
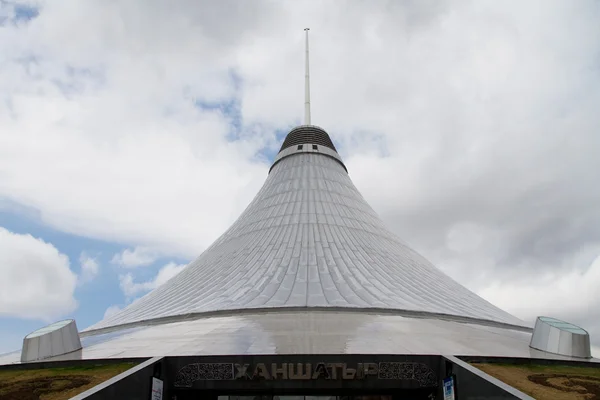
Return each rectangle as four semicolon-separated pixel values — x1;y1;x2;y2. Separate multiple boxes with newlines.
304;28;311;125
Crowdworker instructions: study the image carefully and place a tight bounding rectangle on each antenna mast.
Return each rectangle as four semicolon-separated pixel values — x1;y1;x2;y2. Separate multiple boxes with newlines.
304;28;311;125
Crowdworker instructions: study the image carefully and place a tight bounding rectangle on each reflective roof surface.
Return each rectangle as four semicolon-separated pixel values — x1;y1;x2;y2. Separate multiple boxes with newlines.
1;311;593;366
88;126;526;332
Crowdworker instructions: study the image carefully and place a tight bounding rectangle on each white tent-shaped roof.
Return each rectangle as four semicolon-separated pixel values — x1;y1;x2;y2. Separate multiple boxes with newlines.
86;125;526;334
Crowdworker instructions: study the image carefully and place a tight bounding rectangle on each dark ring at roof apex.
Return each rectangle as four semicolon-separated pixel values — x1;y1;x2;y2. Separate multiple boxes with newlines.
279;125;338;154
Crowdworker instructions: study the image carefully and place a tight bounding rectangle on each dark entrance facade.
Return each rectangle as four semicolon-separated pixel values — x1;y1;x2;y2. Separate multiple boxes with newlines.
174;394;432;399
168;355;441;400
173;392;434;400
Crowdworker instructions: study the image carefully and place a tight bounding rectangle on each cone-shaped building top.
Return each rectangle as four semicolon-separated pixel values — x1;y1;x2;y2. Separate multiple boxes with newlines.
87;123;526;334
86;29;526;334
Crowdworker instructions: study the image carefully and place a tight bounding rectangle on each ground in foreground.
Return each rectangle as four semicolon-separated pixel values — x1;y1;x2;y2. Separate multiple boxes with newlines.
474;363;600;400
0;362;137;400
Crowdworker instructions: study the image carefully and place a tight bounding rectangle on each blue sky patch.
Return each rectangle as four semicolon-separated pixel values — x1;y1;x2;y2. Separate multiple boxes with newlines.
0;1;39;26
0;206;191;353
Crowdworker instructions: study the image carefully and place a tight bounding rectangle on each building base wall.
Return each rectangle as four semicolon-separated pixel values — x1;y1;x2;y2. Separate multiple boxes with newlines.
22;354;542;400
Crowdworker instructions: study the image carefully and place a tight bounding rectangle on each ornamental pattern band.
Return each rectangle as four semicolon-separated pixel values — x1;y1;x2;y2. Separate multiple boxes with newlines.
174;361;438;388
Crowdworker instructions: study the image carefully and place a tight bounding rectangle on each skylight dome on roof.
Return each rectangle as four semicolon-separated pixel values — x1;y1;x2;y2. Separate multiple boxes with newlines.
530;316;591;358
21;319;82;362
25;319;72;339
538;317;588;335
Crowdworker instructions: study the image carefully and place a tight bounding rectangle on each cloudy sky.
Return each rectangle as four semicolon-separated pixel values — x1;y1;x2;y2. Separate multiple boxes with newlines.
1;0;599;354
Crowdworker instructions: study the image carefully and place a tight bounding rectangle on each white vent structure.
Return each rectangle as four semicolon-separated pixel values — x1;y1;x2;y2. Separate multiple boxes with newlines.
21;319;82;362
529;316;591;359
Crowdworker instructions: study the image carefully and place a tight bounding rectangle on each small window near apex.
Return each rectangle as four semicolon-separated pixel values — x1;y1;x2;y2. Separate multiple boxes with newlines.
297;145;303;150
312;144;318;150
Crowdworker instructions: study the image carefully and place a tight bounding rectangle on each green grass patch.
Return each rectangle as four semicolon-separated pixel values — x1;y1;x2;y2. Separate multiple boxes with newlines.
0;362;137;400
476;362;600;375
472;362;600;400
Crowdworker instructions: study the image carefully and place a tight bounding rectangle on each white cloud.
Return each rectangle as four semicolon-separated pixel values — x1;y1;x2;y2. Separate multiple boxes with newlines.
0;227;77;320
103;305;122;320
119;262;187;297
111;247;158;268
479;252;600;325
0;1;599;343
78;252;99;284
0;0;270;259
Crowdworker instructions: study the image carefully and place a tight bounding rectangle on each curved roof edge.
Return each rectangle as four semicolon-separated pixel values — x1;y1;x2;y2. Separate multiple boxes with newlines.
81;306;533;338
